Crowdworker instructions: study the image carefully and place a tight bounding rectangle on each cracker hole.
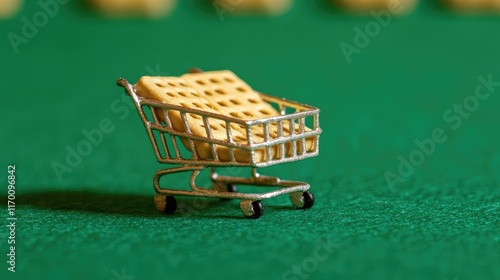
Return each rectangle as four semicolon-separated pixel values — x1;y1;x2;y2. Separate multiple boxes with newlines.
189;114;201;120
205;103;216;110
179;82;188;87
196;80;205;85
230;112;240;118
259;109;271;115
210;124;218;131
190;91;200;97
215;89;225;95
180;102;189;108
248;98;258;104
220;123;227;129
217;101;229;107
229;99;241;105
178;92;188;97
243;111;253;117
235;136;247;141
155;83;165;88
204;90;213;96
224;77;234;83
236;87;247;93
192;102;203;109
166;92;176;97
269;130;279;137
210;78;220;83
167;82;176;87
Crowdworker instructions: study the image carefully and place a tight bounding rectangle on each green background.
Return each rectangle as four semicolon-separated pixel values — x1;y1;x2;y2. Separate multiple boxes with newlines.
1;0;499;279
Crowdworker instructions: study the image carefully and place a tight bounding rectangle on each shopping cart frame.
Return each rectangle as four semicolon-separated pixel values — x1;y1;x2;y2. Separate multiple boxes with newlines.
116;69;322;219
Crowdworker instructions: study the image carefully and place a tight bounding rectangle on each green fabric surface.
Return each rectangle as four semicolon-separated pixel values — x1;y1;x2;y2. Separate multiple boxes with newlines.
1;1;500;279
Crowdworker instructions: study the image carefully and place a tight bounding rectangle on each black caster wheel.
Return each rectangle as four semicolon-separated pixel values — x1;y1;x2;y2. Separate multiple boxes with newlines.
240;200;264;219
154;194;177;214
290;191;315;209
302;191;314;209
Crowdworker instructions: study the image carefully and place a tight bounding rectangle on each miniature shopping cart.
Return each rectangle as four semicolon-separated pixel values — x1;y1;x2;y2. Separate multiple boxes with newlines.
116;69;322;219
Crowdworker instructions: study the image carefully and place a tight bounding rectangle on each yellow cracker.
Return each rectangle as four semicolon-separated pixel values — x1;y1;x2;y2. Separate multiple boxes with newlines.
181;70;278;122
0;0;21;19
336;0;417;14
88;0;175;17
136;71;315;163
214;0;292;16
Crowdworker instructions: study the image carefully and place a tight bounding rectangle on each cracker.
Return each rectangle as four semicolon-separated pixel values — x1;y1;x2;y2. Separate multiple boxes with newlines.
135;71;315;163
0;0;21;19
336;0;417;14
88;0;175;17
214;0;292;16
181;71;278;122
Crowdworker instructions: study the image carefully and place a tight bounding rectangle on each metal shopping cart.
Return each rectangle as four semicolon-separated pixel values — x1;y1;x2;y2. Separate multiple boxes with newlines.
116;69;322;219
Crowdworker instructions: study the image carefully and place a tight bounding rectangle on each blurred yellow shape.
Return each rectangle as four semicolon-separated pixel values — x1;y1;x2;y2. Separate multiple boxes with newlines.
213;0;293;16
88;0;176;18
0;0;21;19
336;0;417;15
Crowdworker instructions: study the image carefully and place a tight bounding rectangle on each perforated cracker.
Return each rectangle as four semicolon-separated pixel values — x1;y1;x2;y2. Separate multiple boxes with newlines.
88;0;175;17
214;0;292;16
136;71;315;163
182;71;278;119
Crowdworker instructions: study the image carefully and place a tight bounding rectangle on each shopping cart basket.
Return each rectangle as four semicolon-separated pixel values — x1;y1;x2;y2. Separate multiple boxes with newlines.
116;69;322;219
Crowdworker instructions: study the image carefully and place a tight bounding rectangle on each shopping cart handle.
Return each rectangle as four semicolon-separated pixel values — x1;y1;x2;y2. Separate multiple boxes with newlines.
116;77;142;105
116;77;135;96
116;77;130;88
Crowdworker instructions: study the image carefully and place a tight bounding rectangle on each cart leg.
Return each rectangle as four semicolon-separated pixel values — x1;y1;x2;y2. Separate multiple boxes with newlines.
189;170;211;193
153;166;205;194
153;165;205;214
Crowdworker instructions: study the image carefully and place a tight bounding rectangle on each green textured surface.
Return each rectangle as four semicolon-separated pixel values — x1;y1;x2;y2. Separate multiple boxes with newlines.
1;1;500;279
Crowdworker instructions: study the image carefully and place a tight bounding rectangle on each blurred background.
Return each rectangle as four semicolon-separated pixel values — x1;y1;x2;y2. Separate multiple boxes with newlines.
1;0;499;279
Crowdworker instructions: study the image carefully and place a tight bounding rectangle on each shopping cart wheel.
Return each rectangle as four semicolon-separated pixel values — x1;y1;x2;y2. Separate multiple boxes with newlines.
290;191;315;210
240;200;264;219
154;194;177;214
